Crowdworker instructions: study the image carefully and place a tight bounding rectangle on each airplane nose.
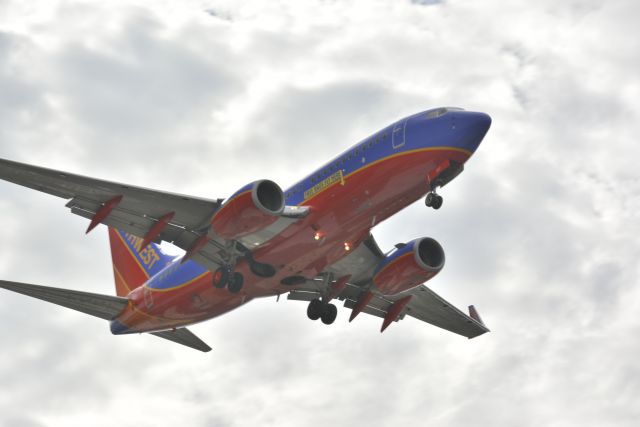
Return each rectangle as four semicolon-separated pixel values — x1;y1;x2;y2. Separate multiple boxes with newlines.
452;111;492;153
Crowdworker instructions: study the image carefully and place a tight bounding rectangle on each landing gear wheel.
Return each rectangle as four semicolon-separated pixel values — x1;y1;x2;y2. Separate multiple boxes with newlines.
321;303;338;325
212;267;229;288
425;192;436;207
425;192;443;210
307;298;323;320
228;272;244;294
433;195;443;210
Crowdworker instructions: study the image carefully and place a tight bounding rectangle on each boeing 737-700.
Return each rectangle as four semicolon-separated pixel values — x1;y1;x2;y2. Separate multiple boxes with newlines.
0;107;491;352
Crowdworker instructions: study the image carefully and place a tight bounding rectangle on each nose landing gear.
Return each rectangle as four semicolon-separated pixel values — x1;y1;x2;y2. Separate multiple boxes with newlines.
425;191;443;210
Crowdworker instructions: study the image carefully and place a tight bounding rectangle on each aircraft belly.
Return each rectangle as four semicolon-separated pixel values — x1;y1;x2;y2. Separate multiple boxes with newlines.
115;147;472;333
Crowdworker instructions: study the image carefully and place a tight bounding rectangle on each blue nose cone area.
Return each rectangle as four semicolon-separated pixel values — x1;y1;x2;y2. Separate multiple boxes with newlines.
452;111;492;153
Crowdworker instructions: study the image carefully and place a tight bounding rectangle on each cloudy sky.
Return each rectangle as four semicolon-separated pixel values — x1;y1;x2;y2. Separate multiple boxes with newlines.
1;0;639;425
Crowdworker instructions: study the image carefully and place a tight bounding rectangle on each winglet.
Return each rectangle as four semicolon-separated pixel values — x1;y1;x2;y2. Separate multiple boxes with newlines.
468;305;485;326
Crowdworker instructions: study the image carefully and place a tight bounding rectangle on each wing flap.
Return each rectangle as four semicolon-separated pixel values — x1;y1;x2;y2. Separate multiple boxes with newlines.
150;328;212;352
0;280;128;320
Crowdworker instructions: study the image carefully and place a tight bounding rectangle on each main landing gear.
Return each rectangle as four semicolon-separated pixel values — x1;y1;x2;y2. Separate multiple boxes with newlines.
425;191;443;210
307;298;338;325
212;266;244;294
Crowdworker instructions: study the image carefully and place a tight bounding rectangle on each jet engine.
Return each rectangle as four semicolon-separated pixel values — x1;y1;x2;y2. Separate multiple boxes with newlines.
373;237;445;296
211;180;285;240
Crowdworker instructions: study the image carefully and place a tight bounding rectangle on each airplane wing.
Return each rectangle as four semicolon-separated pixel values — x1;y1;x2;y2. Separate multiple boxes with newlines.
0;280;129;320
389;285;489;338
288;282;488;338
0;157;226;271
288;234;489;338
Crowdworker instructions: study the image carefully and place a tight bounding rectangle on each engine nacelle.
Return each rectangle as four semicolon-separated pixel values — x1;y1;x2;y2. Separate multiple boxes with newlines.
211;180;285;240
373;237;445;296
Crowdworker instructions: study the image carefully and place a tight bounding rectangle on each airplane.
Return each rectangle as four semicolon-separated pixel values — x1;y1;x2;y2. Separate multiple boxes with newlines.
0;107;491;352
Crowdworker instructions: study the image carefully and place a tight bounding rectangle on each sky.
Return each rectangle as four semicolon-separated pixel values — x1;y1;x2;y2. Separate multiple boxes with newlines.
0;0;639;426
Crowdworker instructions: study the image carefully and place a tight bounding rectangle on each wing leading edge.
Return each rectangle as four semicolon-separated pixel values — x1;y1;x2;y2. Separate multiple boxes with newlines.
0;157;229;271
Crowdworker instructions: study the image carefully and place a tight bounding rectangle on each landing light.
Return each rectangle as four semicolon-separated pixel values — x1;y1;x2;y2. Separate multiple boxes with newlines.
344;242;351;251
314;232;322;241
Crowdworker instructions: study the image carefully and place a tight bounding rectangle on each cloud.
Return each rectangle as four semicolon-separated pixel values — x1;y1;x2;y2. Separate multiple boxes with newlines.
1;0;639;426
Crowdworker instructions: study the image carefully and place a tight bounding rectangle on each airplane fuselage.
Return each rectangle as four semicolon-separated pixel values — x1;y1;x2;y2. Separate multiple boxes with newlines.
111;108;491;334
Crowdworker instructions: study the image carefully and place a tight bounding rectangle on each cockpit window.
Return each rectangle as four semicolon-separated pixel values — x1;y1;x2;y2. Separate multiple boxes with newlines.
426;107;465;119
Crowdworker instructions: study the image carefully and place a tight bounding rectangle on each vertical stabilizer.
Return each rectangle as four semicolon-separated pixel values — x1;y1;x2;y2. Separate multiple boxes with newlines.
108;228;175;296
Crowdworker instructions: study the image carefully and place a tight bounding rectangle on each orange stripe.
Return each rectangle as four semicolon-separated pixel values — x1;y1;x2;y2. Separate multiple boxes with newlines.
143;272;210;293
113;264;132;293
376;252;413;277
303;146;470;203
115;231;150;280
120;296;201;325
213;189;252;218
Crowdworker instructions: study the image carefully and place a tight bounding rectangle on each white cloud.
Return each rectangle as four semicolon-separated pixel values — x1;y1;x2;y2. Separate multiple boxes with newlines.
1;0;639;426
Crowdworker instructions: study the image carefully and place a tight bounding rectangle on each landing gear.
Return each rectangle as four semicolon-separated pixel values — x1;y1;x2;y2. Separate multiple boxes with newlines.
425;192;443;210
241;248;276;278
212;266;230;288
307;298;323;320
306;298;337;325
227;272;244;293
212;266;243;293
321;303;338;325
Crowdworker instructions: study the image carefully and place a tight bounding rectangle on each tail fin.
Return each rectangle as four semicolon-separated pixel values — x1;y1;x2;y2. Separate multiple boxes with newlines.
108;227;175;296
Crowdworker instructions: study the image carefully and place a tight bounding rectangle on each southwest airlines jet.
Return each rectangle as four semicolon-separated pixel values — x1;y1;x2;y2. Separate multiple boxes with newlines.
0;107;491;352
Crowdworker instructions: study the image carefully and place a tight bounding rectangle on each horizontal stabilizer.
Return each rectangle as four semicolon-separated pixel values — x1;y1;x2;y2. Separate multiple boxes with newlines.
0;280;128;320
150;328;212;352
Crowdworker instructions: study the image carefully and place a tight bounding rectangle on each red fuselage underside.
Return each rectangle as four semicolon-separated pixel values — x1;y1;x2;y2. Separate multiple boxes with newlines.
117;147;471;333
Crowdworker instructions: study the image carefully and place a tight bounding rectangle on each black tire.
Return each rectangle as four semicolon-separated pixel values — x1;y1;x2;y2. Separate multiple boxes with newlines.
425;192;435;207
307;298;323;321
212;267;229;288
321;304;338;325
228;272;244;294
433;195;443;210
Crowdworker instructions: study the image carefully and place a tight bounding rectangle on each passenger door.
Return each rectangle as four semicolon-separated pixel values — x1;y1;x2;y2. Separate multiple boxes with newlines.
392;119;407;149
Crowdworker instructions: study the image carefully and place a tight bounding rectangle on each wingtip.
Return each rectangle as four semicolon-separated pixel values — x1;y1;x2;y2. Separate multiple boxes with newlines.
468;305;485;326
